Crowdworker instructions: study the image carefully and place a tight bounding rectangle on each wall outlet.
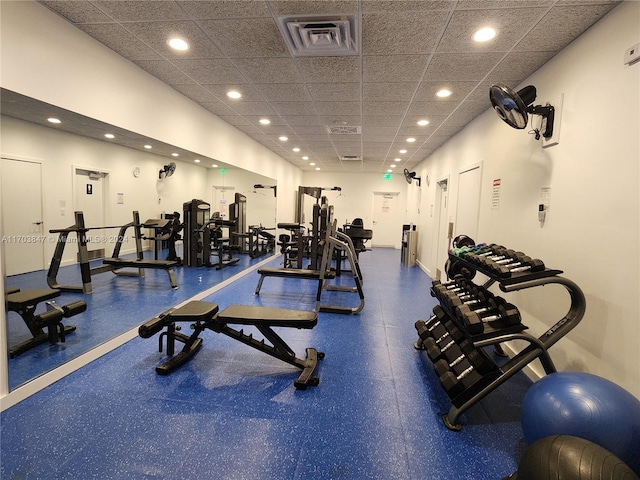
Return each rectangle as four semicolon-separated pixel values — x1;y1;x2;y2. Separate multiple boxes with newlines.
543;93;563;148
624;42;640;66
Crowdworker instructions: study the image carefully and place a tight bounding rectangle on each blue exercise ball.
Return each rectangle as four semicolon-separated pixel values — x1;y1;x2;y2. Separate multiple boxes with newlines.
521;372;640;475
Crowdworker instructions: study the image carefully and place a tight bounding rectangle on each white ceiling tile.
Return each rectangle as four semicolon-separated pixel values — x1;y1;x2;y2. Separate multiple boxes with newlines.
296;57;360;83
269;1;358;16
233;57;303;83
314;102;361;116
363;82;416;101
363;55;430;83
132;59;195;84
424;52;506;81
40;1;113;22
92;1;189;22
307;83;360;102
253;83;311;101
198;18;289;57
363;100;409;116
271;102;318;116
172;58;247;84
178;0;271;19
362;11;448;55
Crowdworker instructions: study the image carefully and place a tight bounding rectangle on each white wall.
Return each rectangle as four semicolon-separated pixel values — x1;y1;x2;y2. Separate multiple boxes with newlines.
410;1;639;397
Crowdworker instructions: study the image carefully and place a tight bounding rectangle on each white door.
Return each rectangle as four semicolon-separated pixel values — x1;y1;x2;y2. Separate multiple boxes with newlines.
371;192;400;248
1;158;45;275
455;165;482;243
435;179;449;279
74;169;107;257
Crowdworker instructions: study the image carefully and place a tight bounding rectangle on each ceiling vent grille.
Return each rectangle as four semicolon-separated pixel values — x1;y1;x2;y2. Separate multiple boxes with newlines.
277;15;359;57
340;155;362;162
326;125;361;135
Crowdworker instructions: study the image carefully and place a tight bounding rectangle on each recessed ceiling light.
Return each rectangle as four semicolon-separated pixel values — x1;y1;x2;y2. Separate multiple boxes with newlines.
144;144;152;149
394;158;401;162
259;118;271;125
172;153;179;157
399;149;407;154
167;37;189;51
407;137;416;143
387;169;392;173
302;156;309;160
226;90;242;99
390;164;396;168
293;147;300;152
315;167;320;171
279;136;288;141
212;164;218;168
309;162;316;166
194;159;200;163
417;119;430;126
47;117;61;124
104;133;115;139
436;89;452;98
473;27;496;43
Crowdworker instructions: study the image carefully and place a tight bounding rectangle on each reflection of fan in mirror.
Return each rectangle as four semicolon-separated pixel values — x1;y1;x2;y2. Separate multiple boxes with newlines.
158;162;177;180
403;168;421;187
489;84;555;140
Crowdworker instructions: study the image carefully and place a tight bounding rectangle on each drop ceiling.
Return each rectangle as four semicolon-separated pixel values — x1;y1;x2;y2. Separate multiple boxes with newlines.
35;0;619;173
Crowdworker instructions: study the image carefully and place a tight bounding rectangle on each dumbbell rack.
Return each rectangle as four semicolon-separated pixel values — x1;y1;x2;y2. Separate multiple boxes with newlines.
416;249;586;431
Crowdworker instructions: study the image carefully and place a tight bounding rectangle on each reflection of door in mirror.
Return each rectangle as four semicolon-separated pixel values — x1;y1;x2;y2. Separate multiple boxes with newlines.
1;158;45;275
74;168;108;258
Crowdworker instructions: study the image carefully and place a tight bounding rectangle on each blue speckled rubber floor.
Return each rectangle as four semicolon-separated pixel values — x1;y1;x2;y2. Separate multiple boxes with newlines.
1;248;530;479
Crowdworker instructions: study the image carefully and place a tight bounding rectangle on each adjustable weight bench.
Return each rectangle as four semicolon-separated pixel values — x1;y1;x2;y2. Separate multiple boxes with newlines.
139;301;324;389
6;289;86;357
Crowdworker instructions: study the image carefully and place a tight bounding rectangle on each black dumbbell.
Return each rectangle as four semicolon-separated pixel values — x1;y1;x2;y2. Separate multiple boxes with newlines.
433;348;494;378
440;288;494;311
415;307;456;342
458;302;521;335
439;363;485;398
453;296;507;323
424;330;469;363
493;257;545;278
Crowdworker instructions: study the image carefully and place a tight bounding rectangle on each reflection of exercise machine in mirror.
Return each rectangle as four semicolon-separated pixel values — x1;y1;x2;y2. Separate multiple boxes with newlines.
47;210;179;293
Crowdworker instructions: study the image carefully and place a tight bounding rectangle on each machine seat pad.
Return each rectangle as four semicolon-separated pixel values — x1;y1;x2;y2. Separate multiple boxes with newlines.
257;267;335;280
168;301;219;323
6;289;61;310
217;305;317;328
103;258;177;268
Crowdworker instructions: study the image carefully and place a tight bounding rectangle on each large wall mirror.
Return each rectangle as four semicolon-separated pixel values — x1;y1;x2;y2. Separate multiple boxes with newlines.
1;89;277;391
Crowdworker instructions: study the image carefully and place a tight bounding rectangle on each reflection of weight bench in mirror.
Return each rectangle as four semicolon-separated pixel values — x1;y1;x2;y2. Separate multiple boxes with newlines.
5;288;86;357
139;301;323;389
47;211;178;294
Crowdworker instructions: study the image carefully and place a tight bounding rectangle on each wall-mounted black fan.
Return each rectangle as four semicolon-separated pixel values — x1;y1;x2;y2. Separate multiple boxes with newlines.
159;162;176;180
489;84;555;140
403;168;421;187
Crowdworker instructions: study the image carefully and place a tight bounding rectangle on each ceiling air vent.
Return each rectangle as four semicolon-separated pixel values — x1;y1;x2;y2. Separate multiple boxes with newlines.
326;125;361;135
340;155;362;162
277;15;359;57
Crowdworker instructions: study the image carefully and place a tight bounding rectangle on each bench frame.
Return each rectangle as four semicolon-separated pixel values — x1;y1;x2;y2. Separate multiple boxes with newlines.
139;301;323;389
6;289;85;357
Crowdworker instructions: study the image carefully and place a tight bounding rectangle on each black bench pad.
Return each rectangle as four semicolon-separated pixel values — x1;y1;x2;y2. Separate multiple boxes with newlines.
257;267;335;280
7;289;61;310
217;305;317;328
168;301;219;322
103;258;177;268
